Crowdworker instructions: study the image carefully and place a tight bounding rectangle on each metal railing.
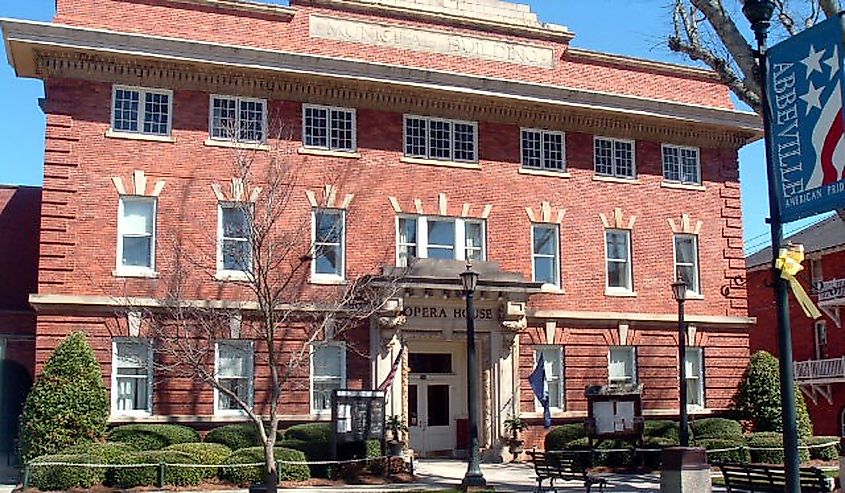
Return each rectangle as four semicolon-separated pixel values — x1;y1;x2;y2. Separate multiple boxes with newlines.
794;357;845;383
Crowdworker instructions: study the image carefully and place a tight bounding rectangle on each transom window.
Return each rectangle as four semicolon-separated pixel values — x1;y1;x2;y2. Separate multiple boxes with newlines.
313;209;345;280
609;346;637;385
605;229;633;291
215;340;254;414
311;342;346;414
594;137;635;179
521;129;565;171
532;224;560;286
674;234;700;295
396;216;485;266
218;203;252;274
112;338;153;416
117;197;156;274
685;347;704;409
663;145;701;185
111;86;172;136
209;95;267;143
404;115;477;162
303;104;356;152
534;346;564;411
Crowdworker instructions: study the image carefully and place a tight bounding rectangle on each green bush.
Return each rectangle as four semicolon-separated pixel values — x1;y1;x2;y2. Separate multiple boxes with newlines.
644;420;680;442
561;437;634;468
205;423;263;451
19;333;109;461
108;424;200;451
164;442;232;478
29;453;104;491
733;351;812;438
283;423;331;442
61;441;136;462
642;436;677;470
278;438;331;478
111;450;203;488
747;432;810;464
696;438;749;464
690;418;743;440
806;436;839;461
220;447;310;485
543;424;586;451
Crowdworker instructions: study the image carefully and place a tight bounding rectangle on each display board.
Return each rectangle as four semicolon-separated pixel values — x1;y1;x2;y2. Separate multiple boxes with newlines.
330;389;386;444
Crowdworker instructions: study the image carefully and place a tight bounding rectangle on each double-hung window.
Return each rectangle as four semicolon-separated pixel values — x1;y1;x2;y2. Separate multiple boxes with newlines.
303;104;356;152
609;346;637;385
605;229;632;292
209;95;267;143
674;234;700;295
215;340;254;415
313;209;345;280
218;203;252;275
815;320;829;360
396;216;486;266
111;86;172;136
117;197;156;275
521;129;565;171
594;137;635;179
404;115;477;162
534;346;564;411
685;347;704;409
662;145;701;185
112;338;153;416
311;342;346;414
532;224;560;287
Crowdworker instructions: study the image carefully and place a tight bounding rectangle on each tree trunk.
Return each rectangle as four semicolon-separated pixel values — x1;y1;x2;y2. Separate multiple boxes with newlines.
262;441;278;493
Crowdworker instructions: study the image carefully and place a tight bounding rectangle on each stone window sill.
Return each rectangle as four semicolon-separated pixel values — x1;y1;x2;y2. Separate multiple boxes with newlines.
214;271;251;282
605;289;637;297
113;269;159;279
661;181;706;191
540;284;565;294
400;156;481;170
310;275;348;285
298;147;361;159
204;138;270;151
519;168;571;178
106;130;175;143
593;175;639;185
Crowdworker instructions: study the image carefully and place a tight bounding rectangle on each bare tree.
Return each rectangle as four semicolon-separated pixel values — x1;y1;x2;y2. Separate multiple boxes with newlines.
668;0;841;113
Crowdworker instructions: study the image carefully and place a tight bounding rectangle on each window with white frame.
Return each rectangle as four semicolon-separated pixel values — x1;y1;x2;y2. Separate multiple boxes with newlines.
112;338;153;415
218;203;252;274
209;95;266;143
534;346;564;411
532;224;560;286
674;234;700;295
117;196;156;274
605;229;632;291
404;115;477;162
396;216;485;267
594;137;635;179
311;342;346;414
685;347;704;409
662;145;701;185
303;104;356;152
609;346;636;384
313;209;345;279
112;86;172;136
815;320;829;360
521;129;565;171
215;340;254;414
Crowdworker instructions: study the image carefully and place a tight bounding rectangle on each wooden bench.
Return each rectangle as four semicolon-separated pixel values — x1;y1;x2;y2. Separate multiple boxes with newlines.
527;449;606;493
715;462;835;492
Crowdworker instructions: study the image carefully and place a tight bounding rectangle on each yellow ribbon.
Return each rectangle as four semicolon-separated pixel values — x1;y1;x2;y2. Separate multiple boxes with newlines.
775;244;822;320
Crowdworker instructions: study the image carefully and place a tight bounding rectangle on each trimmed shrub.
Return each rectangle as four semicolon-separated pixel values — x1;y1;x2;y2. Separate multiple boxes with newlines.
562;437;634;468
543;424;587;451
220;447;310;485
111;450;203;488
278;438;331;478
642;436;677;470
747;432;810;464
644;420;680;442
19;332;109;461
696;438;749;465
283;423;331;443
108;424;200;451
205;423;263;451
61;441;136;462
733;351;813;438
806;436;839;461
29;453;104;491
690;418;743;440
165;442;232;479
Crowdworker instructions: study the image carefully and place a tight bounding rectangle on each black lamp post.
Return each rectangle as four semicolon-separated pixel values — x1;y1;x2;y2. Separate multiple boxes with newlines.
742;2;801;492
671;279;689;448
460;262;486;489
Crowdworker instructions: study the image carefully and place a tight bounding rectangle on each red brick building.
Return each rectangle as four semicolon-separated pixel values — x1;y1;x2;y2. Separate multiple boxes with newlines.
747;214;845;437
2;0;760;458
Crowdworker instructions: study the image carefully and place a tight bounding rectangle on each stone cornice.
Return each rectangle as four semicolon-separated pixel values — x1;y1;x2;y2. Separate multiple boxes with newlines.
162;0;296;17
566;47;720;82
2;19;762;147
529;308;755;327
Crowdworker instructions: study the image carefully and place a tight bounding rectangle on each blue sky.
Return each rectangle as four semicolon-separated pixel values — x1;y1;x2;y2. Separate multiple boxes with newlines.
0;0;826;252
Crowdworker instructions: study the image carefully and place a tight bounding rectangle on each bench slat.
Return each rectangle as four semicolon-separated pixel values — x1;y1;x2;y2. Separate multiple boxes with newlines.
715;462;832;493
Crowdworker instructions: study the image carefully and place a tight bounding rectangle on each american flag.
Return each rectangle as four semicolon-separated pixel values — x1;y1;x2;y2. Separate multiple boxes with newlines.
803;43;845;189
377;345;405;391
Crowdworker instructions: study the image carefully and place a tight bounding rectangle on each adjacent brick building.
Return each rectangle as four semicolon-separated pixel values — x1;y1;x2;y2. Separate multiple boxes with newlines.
2;0;760;458
747;213;845;437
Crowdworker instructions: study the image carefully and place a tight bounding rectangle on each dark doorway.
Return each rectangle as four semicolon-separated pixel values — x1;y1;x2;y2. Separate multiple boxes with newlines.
0;359;33;460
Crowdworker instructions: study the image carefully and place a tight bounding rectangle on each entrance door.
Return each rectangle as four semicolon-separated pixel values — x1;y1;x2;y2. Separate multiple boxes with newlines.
408;381;453;456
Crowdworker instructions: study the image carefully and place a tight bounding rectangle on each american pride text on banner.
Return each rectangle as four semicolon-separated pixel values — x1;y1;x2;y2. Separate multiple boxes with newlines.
767;15;845;223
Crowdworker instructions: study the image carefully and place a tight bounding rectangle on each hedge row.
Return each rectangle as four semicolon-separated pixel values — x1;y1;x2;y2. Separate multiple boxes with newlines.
220;447;310;485
108;424;201;451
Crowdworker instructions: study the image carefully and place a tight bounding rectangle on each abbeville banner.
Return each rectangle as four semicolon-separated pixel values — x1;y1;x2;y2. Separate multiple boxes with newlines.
766;15;845;223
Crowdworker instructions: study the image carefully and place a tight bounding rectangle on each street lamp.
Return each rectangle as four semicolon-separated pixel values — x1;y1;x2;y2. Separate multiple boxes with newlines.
459;262;486;489
671;278;689;448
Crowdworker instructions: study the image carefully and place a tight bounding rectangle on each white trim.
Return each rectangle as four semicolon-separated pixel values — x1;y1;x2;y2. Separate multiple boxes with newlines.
594;136;636;179
685;346;705;411
310;341;347;416
519;168;571;179
104;130;176;143
111;337;153;418
311;208;346;282
297;147;361;159
116;196;157;277
604;228;633;292
399;156;482;169
395;214;486;266
302;103;357;152
214;339;254;416
533;345;564;413
661;144;702;186
660;181;706;191
608;346;637;385
110;84;173;137
208;93;268;144
217;202;253;279
520;127;566;172
531;223;561;288
402;114;478;163
673;233;701;296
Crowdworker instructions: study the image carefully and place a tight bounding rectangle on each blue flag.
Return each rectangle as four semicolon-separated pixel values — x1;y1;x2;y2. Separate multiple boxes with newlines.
529;353;552;428
766;16;845;222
